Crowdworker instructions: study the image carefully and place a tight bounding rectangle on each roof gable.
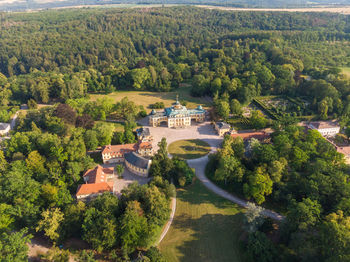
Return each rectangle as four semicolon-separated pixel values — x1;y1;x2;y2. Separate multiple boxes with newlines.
76;182;112;196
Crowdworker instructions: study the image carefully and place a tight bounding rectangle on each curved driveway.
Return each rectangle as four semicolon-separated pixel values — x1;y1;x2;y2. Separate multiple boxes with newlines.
147;121;285;221
187;155;285;221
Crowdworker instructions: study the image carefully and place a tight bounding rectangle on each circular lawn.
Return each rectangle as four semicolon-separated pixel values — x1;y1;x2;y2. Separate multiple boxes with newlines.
168;139;211;160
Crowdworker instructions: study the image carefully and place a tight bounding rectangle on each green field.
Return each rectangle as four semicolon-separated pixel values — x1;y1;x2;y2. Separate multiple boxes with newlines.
168;139;211;159
95;121;125;132
89;86;210;113
159;181;245;262
341;67;350;78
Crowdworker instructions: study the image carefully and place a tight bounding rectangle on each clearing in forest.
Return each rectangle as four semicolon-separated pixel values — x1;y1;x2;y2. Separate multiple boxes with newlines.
89;86;210;113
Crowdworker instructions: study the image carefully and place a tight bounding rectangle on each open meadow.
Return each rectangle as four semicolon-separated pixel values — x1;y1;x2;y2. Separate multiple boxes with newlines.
89;87;211;113
159;181;245;262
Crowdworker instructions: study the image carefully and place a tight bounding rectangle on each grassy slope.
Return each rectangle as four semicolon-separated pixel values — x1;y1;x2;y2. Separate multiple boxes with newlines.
89;86;210;113
168;139;211;159
159;181;245;262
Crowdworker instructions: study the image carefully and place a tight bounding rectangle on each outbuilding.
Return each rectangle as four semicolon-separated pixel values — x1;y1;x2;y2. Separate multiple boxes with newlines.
124;151;152;177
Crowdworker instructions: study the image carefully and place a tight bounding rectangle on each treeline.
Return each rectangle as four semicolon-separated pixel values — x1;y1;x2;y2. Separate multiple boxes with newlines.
0;97;201;259
207;126;350;261
0;101;175;260
150;138;195;187
0;7;350;106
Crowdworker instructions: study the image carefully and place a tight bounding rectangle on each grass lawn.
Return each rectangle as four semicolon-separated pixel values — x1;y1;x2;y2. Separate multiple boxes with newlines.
341;67;350;77
89;86;210;113
159;181;245;262
168;139;211;159
95;120;125;132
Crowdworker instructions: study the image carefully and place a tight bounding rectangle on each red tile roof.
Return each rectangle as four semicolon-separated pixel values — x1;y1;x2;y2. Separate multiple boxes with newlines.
76;182;112;196
102;144;137;157
337;146;350;156
138;142;152;149
231;131;269;141
83;165;114;184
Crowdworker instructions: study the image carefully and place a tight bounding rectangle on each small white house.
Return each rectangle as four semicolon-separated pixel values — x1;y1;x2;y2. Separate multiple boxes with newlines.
0;123;10;136
214;122;231;136
308;121;340;137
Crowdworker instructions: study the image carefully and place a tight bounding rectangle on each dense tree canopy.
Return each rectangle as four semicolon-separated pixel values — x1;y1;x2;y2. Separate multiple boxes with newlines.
1;5;350;261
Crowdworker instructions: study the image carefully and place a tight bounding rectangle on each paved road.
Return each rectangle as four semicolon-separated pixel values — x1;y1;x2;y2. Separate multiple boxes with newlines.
187;155;285;221
157;197;176;245
142;120;285;221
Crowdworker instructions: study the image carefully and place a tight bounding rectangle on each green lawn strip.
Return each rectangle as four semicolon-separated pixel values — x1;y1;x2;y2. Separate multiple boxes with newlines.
168;139;211;159
159;181;245;262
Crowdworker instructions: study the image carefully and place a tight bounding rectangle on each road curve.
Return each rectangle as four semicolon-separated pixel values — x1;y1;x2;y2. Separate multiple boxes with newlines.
187;155;285;221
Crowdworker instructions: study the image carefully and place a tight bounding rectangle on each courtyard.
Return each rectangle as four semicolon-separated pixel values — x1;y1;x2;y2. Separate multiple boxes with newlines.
138;117;223;152
102;119;224;195
102;162;151;195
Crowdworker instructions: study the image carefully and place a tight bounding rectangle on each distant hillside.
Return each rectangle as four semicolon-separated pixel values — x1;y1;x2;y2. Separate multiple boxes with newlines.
1;0;350;11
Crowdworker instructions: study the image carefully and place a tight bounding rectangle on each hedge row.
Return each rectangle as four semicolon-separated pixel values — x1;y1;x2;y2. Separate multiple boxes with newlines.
252;98;280;120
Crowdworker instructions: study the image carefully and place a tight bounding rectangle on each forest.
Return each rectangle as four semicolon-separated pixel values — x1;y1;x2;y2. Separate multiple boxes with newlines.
1;0;349;11
1;5;350;261
1;7;350;123
0;98;185;260
207;124;350;261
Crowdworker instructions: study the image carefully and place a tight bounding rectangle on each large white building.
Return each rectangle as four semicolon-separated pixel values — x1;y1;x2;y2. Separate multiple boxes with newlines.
308;121;340;137
149;98;205;128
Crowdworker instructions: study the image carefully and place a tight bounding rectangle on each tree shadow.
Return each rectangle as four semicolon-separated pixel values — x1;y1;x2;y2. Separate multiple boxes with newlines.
181;145;209;153
170;212;245;262
198;138;223;148
197;124;217;135
172;153;206;159
165;182;247;261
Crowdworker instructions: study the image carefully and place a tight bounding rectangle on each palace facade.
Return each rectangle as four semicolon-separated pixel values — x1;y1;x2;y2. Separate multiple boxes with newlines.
149;99;205;128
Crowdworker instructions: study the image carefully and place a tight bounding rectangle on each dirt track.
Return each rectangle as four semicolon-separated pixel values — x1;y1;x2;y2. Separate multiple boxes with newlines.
197;5;350;14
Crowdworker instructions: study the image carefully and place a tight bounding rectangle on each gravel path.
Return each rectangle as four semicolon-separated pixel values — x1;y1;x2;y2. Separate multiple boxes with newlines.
157;197;177;245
